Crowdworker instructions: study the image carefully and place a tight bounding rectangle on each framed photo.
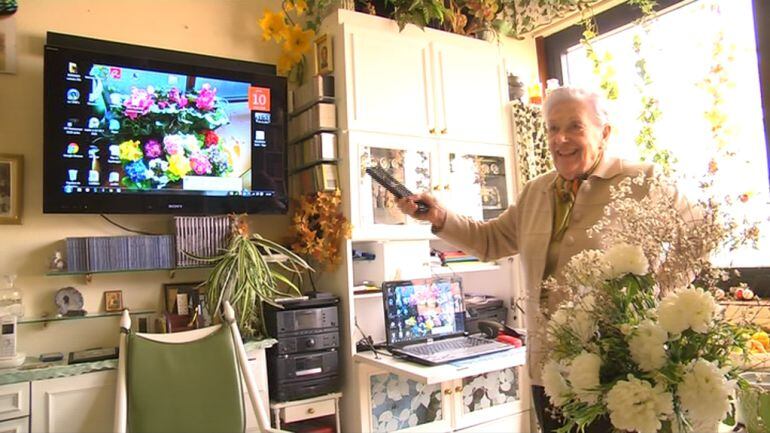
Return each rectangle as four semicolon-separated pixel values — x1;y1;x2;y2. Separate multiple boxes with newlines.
162;282;210;332
104;290;124;312
0;153;22;224
314;34;333;76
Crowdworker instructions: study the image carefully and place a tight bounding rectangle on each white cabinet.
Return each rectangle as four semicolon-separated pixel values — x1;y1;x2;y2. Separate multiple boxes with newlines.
338;12;510;146
355;352;530;433
30;370;115;433
0;417;29;433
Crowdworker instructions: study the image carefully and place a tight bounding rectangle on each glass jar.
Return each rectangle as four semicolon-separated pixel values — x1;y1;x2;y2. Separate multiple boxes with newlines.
0;274;23;318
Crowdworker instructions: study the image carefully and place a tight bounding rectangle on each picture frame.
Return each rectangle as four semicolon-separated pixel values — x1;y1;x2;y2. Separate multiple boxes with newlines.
314;34;333;76
0;153;22;224
104;290;124;312
162;282;211;332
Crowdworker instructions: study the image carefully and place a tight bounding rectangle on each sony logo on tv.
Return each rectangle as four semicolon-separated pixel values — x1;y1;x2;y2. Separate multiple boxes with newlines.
167;204;183;209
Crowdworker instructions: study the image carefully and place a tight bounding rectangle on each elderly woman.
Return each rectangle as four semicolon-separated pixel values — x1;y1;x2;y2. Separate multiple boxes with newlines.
397;86;663;433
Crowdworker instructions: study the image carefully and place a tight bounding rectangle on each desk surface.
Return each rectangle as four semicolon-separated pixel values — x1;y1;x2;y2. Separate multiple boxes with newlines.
354;347;526;384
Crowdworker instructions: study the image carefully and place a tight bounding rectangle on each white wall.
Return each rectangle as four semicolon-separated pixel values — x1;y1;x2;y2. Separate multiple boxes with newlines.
0;0;538;357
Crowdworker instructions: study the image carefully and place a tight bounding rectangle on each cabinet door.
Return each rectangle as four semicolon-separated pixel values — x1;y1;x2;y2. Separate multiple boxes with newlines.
438;142;515;221
342;24;436;138
453;411;531;433
359;363;452;433
30;370;115;433
245;352;271;433
0;417;29;433
350;131;438;240
450;367;527;430
433;38;511;146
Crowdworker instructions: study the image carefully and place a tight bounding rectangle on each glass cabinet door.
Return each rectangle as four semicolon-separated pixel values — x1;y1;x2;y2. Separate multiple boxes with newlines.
440;142;514;221
351;132;438;240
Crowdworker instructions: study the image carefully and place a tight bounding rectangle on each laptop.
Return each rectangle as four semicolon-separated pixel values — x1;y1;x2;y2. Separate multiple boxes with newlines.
382;277;512;365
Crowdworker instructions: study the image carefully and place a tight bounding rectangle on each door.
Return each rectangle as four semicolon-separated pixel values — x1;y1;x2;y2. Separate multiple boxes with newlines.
450;367;527;430
350;131;439;241
432;37;511;146
342;24;437;138
437;142;515;221
30;370;115;433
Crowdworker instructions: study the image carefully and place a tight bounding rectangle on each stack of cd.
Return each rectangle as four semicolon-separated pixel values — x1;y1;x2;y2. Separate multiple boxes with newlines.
174;216;231;268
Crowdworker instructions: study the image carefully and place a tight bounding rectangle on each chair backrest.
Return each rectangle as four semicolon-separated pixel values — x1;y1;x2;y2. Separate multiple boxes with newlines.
114;302;278;433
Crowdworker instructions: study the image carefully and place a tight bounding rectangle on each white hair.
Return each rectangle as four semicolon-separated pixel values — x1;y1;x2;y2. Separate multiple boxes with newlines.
543;86;611;126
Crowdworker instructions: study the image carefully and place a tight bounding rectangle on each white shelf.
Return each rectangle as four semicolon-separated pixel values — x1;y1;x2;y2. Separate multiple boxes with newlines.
430;262;500;276
354;347;526;385
354;292;383;300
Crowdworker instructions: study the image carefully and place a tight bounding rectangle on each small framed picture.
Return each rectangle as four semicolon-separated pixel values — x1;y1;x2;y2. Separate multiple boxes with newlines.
0;153;22;224
104;290;124;312
314;34;333;76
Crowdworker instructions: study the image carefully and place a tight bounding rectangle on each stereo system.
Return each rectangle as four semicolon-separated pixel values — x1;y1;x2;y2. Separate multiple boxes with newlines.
264;294;341;402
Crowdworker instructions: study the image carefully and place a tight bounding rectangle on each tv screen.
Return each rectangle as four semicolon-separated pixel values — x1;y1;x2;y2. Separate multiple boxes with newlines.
43;32;288;214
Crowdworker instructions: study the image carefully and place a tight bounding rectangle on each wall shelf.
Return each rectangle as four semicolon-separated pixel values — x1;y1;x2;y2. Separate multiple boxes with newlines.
19;309;155;325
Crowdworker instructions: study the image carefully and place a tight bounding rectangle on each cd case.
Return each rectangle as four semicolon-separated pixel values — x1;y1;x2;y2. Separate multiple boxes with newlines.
68;347;119;364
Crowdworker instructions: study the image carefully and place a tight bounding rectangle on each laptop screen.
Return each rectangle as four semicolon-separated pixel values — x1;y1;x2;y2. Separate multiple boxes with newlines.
382;278;466;346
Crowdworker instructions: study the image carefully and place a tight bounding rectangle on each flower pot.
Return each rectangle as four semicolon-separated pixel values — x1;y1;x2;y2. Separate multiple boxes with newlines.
739;371;770;433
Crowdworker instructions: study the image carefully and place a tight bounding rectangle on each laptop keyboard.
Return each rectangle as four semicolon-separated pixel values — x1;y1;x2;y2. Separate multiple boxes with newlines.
404;336;506;361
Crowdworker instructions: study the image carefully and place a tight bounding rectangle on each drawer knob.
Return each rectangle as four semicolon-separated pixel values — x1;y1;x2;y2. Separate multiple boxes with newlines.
444;389;453;395
307;407;315;414
429;128;436;134
455;385;463;393
440;128;447;134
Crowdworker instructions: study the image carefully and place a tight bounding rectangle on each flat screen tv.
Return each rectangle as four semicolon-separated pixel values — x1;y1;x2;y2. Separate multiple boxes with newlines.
43;32;289;214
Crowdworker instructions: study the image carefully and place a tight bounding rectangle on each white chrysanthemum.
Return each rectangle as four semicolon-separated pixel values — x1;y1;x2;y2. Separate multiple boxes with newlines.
542;359;570;407
572;300;597;344
547;306;570;343
567;351;602;404
606;375;674;433
629;320;668;372
563;249;611;288
677;359;735;429
658;287;718;335
604;243;650;277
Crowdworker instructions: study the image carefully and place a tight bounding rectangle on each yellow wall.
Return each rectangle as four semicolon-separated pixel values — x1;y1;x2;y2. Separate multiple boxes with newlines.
0;1;537;356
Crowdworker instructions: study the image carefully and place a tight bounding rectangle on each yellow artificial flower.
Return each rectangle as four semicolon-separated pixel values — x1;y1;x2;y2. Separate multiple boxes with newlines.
277;52;296;75
118;140;143;162
293;0;308;14
259;10;288;42
168;154;191;178
283;25;315;57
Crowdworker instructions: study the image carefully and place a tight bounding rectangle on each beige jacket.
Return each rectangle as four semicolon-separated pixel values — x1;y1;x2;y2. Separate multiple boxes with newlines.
437;156;656;386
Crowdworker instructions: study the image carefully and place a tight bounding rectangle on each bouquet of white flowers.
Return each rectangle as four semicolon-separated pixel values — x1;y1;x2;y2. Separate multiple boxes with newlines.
543;243;745;433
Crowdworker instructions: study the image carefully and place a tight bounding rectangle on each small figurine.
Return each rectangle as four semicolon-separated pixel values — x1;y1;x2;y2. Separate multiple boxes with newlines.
49;251;66;271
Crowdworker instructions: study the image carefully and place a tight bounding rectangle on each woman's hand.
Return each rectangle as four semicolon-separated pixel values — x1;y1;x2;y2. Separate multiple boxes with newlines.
396;193;447;230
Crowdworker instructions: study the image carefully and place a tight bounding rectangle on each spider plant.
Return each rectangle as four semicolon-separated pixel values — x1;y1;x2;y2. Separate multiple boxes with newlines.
191;215;313;338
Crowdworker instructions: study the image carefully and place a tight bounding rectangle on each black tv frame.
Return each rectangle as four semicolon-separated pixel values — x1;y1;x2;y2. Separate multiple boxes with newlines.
43;32;289;215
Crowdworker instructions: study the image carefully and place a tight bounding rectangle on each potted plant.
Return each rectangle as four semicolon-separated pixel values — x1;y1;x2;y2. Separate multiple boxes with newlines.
193;215;313;339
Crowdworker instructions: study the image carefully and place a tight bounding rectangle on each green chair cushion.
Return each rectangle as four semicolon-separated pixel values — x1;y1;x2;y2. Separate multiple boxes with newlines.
127;326;245;433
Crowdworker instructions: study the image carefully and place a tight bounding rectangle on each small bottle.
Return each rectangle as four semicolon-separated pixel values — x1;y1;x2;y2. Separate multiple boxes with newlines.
546;78;561;95
528;82;543;105
0;275;23;318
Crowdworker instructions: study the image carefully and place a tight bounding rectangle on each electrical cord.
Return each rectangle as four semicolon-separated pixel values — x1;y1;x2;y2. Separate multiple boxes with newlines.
354;317;381;359
100;214;161;236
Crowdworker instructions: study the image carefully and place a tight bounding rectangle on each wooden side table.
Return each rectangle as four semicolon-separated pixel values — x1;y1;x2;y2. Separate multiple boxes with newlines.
270;392;342;432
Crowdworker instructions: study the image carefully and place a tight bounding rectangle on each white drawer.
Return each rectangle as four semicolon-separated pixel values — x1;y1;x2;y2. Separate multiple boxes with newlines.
281;398;335;423
0;383;28;421
0;416;29;433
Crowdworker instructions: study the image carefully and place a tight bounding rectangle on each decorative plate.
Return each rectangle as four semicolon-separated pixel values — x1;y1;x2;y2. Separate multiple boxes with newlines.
54;286;84;316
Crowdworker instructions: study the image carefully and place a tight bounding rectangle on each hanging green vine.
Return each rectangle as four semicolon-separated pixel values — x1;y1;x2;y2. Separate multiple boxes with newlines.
511;100;552;185
629;0;675;174
581;17;619;101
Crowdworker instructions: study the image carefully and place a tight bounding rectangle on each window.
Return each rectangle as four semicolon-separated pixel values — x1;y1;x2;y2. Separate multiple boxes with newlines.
545;0;770;270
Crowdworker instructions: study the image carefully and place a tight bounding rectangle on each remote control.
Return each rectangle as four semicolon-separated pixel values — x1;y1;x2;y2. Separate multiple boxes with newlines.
366;166;429;214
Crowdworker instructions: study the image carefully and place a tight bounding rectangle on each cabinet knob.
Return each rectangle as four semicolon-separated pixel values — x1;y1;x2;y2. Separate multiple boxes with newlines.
444;389;453;395
432;185;441;191
307;407;315;414
455;385;463;393
440;128;447;134
429;128;436;134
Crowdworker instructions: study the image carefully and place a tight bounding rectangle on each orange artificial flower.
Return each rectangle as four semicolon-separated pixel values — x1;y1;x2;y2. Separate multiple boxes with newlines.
283;25;315;57
259;10;288;42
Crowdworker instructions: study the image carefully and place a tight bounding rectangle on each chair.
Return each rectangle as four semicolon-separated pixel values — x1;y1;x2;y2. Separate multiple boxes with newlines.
114;301;285;433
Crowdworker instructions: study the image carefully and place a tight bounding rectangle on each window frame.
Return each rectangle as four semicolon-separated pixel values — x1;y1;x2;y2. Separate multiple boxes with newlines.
540;0;770;286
